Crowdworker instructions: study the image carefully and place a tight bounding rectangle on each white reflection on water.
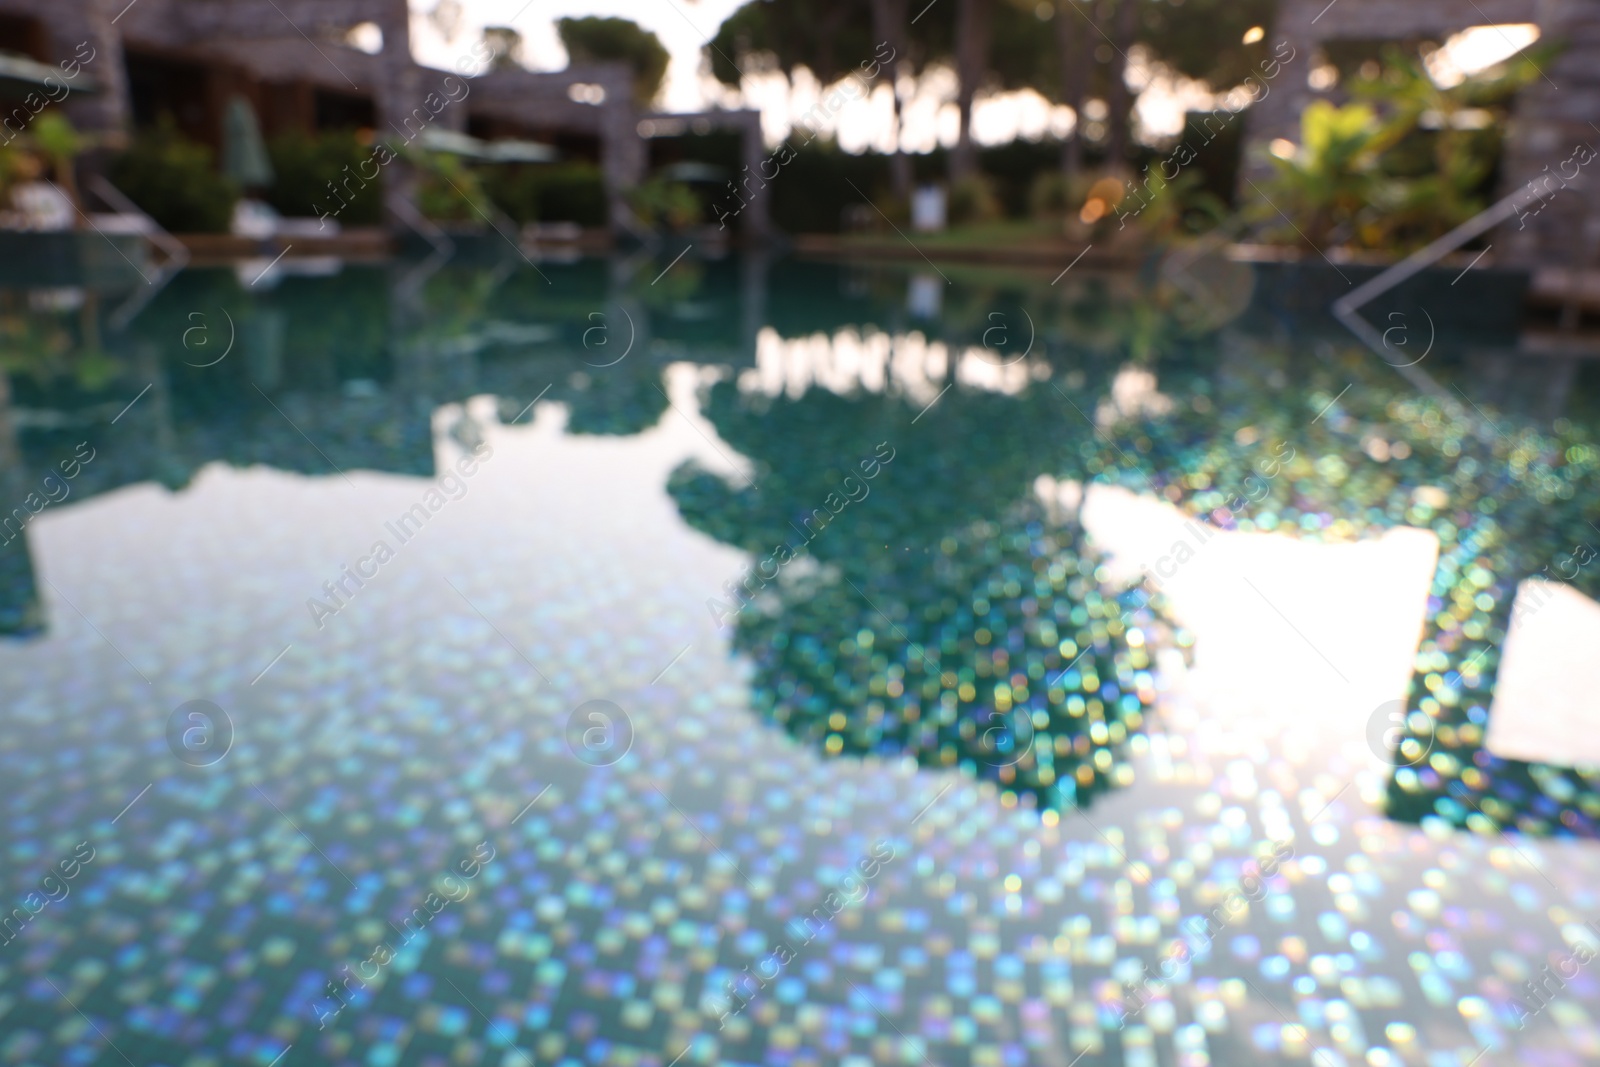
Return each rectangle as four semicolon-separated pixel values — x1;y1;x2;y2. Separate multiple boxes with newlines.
1080;482;1439;749
1490;580;1600;768
740;327;1045;403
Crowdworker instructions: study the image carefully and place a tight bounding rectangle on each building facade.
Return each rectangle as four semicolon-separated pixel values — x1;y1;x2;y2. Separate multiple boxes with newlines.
0;0;665;230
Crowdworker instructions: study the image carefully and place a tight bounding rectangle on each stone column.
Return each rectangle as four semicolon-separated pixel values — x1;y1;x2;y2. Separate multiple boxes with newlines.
1237;3;1320;190
63;0;132;144
1498;0;1600;272
372;0;429;232
737;110;771;242
598;66;645;236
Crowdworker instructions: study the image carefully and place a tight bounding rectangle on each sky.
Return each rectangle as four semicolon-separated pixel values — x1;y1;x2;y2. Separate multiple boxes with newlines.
404;1;1541;152
408;0;750;113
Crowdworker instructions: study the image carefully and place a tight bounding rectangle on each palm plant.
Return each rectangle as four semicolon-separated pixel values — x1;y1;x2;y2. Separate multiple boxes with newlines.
26;114;84;220
1347;45;1545;247
1257;43;1550;252
1257;99;1409;249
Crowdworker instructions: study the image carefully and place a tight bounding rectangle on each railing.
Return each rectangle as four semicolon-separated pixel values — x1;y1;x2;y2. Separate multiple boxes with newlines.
386;187;455;300
86;175;191;331
1329;180;1570;391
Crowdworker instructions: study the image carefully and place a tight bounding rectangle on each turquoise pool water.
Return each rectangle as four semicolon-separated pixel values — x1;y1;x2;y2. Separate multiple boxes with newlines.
1;252;1598;1067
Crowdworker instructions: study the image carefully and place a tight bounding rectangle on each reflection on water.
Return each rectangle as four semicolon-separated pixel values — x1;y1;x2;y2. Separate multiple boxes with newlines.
667;381;1162;814
3;250;1600;1066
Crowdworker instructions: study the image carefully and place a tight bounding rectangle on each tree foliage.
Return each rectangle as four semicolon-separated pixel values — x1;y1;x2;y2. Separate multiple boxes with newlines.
557;16;671;108
1133;0;1278;90
706;0;868;86
708;0;1278;101
481;26;525;72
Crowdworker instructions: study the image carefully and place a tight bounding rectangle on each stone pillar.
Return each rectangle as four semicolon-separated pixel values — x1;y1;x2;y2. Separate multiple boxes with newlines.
598;67;645;236
1497;0;1600;271
371;0;429;232
63;0;132;144
1237;6;1320;189
737;110;771;242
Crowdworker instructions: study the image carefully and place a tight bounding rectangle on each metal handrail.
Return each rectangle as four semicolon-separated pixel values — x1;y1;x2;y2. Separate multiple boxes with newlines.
87;174;190;268
386;187;455;301
1331;181;1565;352
1326;179;1571;400
86;175;191;331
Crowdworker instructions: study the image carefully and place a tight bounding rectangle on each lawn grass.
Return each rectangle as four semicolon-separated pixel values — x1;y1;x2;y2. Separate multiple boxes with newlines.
839;218;1068;250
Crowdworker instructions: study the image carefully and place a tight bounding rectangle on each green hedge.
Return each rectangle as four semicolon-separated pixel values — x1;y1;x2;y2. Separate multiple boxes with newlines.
264;130;383;226
483;163;608;226
767;142;889;234
108;120;238;234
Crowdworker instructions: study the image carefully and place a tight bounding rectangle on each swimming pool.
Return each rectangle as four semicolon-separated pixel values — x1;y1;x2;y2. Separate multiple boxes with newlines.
1;252;1597;1066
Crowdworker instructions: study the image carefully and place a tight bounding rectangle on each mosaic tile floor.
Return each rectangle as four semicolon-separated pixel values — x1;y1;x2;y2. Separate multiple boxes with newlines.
2;259;1599;1067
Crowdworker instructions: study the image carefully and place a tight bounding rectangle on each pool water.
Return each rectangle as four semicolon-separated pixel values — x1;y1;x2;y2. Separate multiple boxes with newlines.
1;252;1599;1067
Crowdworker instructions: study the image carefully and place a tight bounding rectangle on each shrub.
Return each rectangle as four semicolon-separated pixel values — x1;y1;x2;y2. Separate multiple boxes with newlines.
947;175;1001;225
1257;100;1399;249
108;119;237;233
482;162;610;227
411;150;485;223
1029;171;1074;218
975;139;1060;218
0;140;39;211
264;129;383;225
767;141;888;234
481;164;541;224
626;177;700;230
1258;43;1550;251
528;163;607;226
